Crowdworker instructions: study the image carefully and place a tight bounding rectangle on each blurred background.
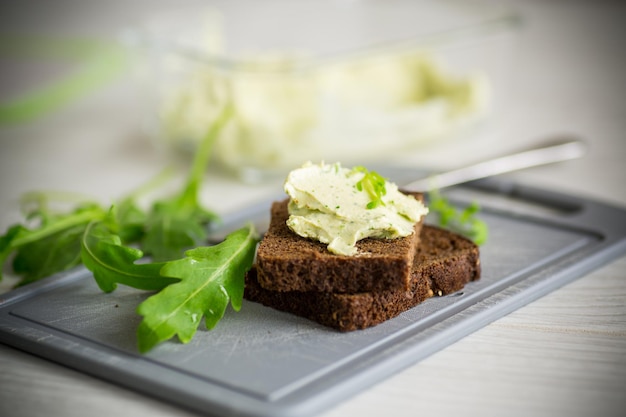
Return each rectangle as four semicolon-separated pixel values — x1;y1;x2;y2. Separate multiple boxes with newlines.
0;0;624;192
0;0;516;178
1;0;625;221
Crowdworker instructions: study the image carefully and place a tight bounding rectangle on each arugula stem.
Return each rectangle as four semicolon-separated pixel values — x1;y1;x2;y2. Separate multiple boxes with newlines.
184;105;233;198
11;208;104;249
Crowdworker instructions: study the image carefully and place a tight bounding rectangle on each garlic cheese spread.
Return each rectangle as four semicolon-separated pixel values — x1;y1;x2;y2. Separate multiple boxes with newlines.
284;162;428;256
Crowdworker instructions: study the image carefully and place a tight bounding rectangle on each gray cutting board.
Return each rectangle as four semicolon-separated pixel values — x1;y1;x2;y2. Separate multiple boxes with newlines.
1;169;626;417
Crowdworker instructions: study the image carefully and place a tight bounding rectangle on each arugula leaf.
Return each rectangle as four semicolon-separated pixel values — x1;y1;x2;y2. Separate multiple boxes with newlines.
12;223;85;286
136;225;258;353
352;166;388;209
0;198;106;284
14;201;106;247
113;167;175;245
81;219;180;293
0;225;25;281
141;201;217;262
113;198;147;244
428;191;488;245
140;106;231;261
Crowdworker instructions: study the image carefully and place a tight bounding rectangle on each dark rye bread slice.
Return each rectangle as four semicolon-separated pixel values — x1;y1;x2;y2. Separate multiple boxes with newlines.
255;193;424;294
245;225;481;331
414;225;481;296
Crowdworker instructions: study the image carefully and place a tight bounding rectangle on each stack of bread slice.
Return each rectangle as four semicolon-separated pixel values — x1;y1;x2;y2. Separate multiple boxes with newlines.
244;192;481;331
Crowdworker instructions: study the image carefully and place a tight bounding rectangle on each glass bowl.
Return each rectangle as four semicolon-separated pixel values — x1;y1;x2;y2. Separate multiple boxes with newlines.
126;0;520;181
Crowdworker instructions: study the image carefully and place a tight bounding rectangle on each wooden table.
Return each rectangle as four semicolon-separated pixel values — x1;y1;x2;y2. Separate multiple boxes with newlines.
1;1;625;416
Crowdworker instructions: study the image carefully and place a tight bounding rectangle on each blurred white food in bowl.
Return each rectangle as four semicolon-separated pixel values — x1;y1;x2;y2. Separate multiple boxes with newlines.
124;0;519;181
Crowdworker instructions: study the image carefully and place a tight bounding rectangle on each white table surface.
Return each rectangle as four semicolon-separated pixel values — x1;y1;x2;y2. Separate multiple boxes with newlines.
1;1;625;417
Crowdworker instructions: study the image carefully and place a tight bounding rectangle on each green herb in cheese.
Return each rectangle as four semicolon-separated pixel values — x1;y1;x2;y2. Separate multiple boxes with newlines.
284;162;428;256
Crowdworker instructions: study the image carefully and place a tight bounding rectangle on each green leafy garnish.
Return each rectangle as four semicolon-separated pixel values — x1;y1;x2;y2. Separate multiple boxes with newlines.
12;223;86;287
0;225;24;281
352;166;387;209
1;197;107;283
428;191;488;245
81;218;180;293
0;106;232;286
140;106;231;261
136;225;258;353
0;105;259;353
